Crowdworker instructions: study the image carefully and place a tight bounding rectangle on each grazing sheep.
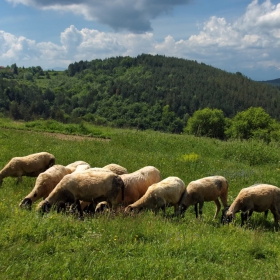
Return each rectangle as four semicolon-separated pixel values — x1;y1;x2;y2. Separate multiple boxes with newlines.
178;175;229;219
125;176;186;214
65;161;90;173
81;166;161;212
36;170;124;218
74;166;127;214
116;166;162;207
102;163;128;175
223;184;280;228
0;152;55;186
19;164;72;208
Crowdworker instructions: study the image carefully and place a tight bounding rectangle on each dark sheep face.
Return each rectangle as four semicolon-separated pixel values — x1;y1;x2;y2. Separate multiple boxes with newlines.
20;198;32;209
221;206;231;224
40;201;51;213
179;204;187;215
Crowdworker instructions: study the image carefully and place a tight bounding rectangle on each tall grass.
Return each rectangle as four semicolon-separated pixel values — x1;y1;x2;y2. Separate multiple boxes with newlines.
1;119;280;279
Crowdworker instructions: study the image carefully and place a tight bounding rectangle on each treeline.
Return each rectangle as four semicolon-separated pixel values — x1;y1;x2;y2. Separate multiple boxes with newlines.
1;54;280;138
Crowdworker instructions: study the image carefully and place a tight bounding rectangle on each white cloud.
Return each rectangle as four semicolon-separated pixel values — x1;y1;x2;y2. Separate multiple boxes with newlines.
2;0;280;77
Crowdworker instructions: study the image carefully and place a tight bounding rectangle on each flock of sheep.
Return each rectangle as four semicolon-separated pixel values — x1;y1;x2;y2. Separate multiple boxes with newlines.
1;151;280;228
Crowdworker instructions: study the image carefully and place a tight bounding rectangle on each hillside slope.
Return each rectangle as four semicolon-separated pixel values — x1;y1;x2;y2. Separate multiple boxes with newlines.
1;54;280;133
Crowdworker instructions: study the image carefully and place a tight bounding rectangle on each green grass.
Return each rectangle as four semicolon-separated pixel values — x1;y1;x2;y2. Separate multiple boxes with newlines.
1;119;280;279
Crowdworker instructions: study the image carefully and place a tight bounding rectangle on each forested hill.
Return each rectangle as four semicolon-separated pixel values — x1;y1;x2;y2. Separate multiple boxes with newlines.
261;78;280;87
1;54;280;133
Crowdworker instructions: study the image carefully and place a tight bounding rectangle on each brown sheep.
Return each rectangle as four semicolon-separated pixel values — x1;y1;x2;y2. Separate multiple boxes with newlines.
36;170;124;218
224;184;280;228
116;166;161;207
125;176;186;215
178;175;229;219
0;152;55;186
80;166;161;213
19;164;72;208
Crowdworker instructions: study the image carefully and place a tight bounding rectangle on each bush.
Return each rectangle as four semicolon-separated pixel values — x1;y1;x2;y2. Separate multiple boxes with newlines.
184;108;226;139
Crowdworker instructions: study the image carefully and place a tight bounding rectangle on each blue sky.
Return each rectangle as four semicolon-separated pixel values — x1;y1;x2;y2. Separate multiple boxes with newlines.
1;0;280;81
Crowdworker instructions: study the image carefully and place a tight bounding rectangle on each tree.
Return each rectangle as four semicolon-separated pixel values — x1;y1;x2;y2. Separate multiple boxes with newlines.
226;107;273;140
11;63;18;75
185;108;226;139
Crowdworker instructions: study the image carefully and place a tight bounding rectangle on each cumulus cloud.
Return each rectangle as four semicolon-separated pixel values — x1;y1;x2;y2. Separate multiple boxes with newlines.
6;0;192;32
0;26;156;68
154;0;280;72
2;0;280;78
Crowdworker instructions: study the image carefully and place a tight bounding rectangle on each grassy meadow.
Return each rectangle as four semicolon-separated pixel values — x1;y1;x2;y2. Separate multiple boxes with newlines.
1;118;280;279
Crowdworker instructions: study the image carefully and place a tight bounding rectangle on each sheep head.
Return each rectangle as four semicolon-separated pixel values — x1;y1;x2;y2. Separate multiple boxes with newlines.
37;200;52;214
19;198;32;209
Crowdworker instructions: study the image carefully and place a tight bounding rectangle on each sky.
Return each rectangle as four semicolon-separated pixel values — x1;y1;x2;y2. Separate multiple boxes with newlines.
1;0;280;81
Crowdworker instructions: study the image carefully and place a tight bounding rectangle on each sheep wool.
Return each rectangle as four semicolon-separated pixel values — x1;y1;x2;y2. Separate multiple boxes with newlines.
0;152;55;186
125;176;186;214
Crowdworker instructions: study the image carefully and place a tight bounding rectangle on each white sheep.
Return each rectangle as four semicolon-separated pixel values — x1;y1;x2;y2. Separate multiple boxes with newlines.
36;170;124;218
178;175;229;219
0;152;55;186
65;161;90;173
19;164;72;208
125;176;186;214
224;184;280;228
116;165;162;207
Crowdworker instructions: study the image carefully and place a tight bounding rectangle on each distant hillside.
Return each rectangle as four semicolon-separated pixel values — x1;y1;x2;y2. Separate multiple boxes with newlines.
261;78;280;87
1;54;280;133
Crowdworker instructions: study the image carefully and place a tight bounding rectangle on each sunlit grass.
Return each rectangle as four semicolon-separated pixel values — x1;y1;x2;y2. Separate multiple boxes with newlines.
1;119;280;279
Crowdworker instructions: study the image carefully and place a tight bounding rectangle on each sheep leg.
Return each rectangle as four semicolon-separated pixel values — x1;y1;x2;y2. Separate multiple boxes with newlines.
198;202;204;218
75;199;84;219
241;211;248;226
16;176;22;184
194;203;198;218
271;211;279;230
270;207;280;230
213;199;221;219
264;210;269;219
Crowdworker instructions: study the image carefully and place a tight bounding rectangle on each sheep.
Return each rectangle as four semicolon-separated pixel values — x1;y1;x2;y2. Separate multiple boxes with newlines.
72;166;127;214
36;170;124;218
102;163;128;175
178;175;229;219
125;176;186;215
65;161;90;173
116;166;162;207
81;166;161;214
19;164;73;208
223;184;280;228
0;152;55;186
72;164;91;173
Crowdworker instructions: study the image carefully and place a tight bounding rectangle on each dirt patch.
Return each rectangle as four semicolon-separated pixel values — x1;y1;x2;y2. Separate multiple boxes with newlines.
41;132;110;142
